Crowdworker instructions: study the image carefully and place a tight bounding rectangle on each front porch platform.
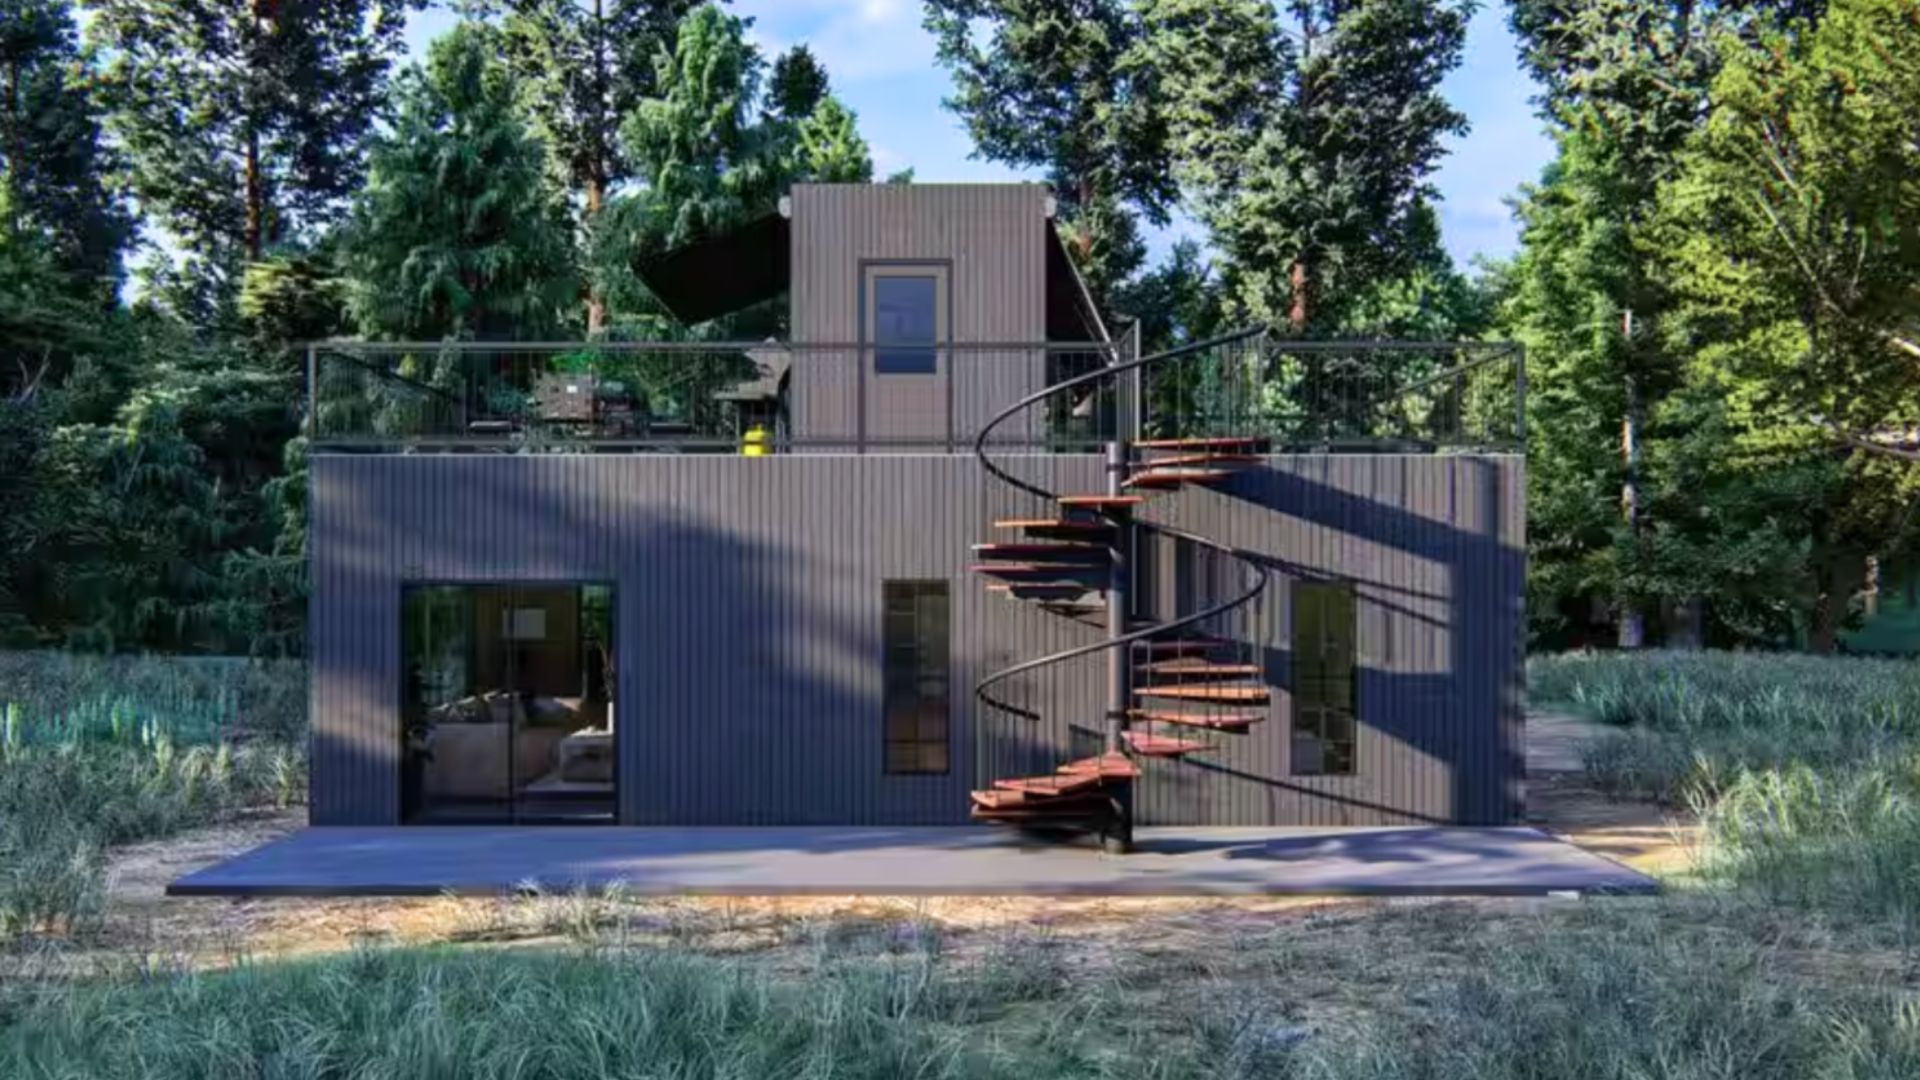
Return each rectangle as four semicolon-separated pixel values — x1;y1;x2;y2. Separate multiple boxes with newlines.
167;825;1656;898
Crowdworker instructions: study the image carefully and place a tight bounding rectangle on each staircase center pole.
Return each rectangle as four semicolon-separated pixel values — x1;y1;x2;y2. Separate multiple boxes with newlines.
1104;355;1136;855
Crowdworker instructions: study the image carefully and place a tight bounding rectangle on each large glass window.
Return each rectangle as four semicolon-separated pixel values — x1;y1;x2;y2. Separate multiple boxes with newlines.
1291;581;1357;776
883;581;950;774
868;267;943;374
401;583;615;823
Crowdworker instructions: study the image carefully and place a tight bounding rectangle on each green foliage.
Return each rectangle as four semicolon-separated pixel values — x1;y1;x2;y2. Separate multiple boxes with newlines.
87;0;413;316
925;0;1171;301
0;649;306;940
793;96;874;185
0;0;132;300
595;4;870;335
340;22;578;341
767;43;830;121
1137;0;1470;332
1532;649;1920;926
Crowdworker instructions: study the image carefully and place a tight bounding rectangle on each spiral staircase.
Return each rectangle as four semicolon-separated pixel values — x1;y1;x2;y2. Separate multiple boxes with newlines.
965;330;1273;852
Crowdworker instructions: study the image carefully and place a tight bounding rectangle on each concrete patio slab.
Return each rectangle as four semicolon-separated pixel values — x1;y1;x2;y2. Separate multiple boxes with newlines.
168;825;1656;898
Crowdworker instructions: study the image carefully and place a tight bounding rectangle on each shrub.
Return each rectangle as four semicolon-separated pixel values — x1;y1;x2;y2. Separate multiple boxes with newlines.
0;650;307;943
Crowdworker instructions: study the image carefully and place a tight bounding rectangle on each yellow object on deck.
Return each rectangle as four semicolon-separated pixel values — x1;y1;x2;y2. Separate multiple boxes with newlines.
741;425;770;456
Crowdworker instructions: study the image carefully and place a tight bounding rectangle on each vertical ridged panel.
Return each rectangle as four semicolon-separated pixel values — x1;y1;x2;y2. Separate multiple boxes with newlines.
307;453;1523;827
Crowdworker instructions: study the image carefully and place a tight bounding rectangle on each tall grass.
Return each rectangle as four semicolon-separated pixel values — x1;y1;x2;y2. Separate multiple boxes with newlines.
1302;906;1920;1080
0;943;1211;1080
1531;650;1920;928
0;650;307;943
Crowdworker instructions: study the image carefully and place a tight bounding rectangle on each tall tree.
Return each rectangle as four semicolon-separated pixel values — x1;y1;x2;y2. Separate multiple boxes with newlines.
1136;0;1470;333
1661;0;1920;650
338;22;576;341
0;0;131;301
87;0;414;312
1506;0;1826;647
767;43;828;122
924;0;1172;304
477;0;707;330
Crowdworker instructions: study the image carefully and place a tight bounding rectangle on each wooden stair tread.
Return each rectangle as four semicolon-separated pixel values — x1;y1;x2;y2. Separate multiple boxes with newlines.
1057;494;1147;509
992;518;1113;532
992;772;1103;797
1057;751;1141;779
1137;660;1262;676
970;542;1106;558
1136;437;1271;451
970;788;1110;812
1136;684;1271;703
1122;731;1211;757
987;582;1100;595
1123;468;1233;489
1130;709;1267;731
1138;453;1263;468
1133;639;1231;655
970;562;1104;576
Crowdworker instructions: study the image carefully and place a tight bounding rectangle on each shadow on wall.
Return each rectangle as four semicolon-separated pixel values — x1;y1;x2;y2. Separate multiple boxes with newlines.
1133;455;1525;827
311;456;921;826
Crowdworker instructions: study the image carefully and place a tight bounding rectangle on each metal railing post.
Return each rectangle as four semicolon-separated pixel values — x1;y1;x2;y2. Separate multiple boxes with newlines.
1104;383;1135;856
1513;343;1528;447
304;344;318;440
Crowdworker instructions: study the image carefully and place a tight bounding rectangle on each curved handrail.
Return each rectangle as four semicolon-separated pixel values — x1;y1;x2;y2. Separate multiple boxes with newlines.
970;327;1273;731
973;327;1269;502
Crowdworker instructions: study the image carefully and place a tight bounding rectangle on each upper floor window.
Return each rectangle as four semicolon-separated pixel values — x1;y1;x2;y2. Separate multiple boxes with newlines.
867;265;945;374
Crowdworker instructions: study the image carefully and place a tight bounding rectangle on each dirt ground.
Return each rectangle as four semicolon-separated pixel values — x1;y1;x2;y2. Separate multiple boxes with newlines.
80;708;1697;974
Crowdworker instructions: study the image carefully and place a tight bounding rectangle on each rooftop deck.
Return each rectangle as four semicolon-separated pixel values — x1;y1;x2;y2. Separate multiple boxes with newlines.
306;337;1524;454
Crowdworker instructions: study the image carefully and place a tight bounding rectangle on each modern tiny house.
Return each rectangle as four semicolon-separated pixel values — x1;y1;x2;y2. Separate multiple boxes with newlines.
306;183;1526;846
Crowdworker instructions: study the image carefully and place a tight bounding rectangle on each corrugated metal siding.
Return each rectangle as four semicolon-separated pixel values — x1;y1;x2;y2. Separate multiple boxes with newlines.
308;453;1524;827
787;184;1052;446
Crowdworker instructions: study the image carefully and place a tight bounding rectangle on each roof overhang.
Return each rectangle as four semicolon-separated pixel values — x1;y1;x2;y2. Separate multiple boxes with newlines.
633;212;791;326
1044;224;1111;343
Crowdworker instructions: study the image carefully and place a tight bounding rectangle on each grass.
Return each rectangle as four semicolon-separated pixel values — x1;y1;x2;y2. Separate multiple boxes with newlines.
0;650;306;943
1532;649;1920;929
4;901;1919;1079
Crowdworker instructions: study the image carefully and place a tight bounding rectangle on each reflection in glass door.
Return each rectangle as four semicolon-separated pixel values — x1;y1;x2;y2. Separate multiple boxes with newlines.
401;583;615;823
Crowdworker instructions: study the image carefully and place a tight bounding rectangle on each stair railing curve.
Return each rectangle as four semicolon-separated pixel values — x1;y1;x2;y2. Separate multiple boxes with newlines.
969;327;1272;729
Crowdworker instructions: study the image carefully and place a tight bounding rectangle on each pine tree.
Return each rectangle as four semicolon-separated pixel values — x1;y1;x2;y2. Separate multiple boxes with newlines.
924;0;1173;304
477;0;707;329
0;0;131;302
88;0;413;314
767;44;829;122
338;22;577;341
1136;0;1470;333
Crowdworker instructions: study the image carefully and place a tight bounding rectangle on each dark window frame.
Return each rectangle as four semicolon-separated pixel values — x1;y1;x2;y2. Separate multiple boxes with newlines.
882;579;952;775
397;580;619;823
861;261;949;376
1291;580;1357;777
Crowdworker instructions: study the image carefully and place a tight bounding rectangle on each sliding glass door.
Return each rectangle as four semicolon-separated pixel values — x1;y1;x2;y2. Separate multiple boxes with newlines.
400;583;615;824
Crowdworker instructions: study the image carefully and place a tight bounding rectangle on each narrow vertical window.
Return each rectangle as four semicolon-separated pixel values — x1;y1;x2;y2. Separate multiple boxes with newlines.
883;581;950;774
1292;581;1357;776
867;266;944;374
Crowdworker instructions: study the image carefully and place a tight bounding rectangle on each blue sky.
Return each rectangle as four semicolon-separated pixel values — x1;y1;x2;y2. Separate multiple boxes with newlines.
404;1;1551;270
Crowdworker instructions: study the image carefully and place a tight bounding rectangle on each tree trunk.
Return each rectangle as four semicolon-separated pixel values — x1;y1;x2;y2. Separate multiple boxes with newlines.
1617;368;1643;649
1807;555;1866;655
1288;259;1309;331
584;174;606;335
244;128;264;261
1664;596;1704;649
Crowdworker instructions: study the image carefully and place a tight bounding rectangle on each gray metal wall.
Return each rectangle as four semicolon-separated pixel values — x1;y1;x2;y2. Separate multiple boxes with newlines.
786;184;1057;446
309;453;1524;827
